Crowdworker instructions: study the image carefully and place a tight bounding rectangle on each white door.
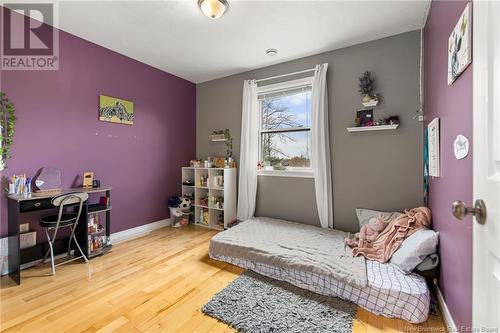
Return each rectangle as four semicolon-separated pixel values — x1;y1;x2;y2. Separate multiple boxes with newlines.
473;1;500;329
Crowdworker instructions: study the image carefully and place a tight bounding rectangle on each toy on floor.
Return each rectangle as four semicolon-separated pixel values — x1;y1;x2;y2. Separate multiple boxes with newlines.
179;196;192;213
168;196;192;227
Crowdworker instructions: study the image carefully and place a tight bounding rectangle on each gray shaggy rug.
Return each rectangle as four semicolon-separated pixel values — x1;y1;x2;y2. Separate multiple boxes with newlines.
202;270;356;333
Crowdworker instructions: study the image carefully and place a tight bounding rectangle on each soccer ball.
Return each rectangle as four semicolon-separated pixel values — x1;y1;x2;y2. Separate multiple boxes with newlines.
179;196;191;212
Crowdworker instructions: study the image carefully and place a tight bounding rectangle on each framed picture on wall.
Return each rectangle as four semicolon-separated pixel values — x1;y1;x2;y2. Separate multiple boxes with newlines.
428;118;440;177
447;3;472;85
98;95;134;125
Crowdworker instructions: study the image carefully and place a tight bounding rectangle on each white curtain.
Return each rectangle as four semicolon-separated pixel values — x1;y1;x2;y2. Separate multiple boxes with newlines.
237;80;259;221
311;63;334;228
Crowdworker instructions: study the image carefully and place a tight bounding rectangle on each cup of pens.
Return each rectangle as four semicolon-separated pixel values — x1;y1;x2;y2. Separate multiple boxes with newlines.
9;174;32;196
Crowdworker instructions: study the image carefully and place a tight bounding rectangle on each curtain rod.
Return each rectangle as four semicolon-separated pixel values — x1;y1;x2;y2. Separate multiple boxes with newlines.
255;68;316;83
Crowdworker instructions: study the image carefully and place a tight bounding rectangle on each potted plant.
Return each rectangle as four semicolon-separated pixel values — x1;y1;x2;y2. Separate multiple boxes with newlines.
0;92;16;171
358;71;380;107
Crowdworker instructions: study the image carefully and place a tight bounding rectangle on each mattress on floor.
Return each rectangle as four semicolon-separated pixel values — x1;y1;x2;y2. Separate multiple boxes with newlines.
209;217;368;288
209;222;430;324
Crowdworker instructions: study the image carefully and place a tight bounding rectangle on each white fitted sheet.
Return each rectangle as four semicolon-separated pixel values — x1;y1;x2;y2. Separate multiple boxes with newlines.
210;249;430;324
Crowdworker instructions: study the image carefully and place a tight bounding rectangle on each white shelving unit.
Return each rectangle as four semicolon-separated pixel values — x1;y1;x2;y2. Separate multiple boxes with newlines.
181;167;237;230
346;124;399;132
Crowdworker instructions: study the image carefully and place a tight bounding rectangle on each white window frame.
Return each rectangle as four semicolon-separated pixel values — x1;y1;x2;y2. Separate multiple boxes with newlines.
256;77;314;178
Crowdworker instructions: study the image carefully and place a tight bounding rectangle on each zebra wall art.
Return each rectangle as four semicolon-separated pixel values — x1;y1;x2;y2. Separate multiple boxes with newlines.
98;95;134;125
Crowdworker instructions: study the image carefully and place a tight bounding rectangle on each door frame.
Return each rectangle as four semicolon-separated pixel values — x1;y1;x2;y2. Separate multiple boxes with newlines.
472;0;497;328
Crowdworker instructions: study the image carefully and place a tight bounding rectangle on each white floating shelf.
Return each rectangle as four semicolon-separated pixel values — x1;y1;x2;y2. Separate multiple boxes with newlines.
346;124;399;132
209;134;228;142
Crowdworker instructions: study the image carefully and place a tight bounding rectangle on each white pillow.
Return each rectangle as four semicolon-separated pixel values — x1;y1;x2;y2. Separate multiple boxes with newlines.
390;229;439;274
356;208;402;228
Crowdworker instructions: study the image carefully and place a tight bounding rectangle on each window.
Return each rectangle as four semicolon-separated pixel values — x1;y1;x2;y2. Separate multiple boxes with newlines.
258;77;313;176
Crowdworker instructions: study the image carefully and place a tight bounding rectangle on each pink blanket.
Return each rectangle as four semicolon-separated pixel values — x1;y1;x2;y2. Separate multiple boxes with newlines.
351;207;432;263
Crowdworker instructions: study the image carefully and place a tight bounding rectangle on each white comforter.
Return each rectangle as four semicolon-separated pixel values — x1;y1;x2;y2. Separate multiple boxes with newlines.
209;217;368;288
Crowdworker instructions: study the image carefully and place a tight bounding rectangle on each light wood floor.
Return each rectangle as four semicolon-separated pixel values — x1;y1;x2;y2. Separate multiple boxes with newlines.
0;226;446;332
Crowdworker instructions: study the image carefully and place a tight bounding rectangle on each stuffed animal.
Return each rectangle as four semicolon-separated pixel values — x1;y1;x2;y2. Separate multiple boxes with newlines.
346;216;388;248
358;216;387;244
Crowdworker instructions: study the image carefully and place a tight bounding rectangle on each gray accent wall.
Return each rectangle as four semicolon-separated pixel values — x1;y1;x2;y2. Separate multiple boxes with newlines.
196;30;423;232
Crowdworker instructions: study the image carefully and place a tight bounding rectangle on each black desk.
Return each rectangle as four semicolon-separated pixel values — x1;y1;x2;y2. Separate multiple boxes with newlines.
6;187;112;285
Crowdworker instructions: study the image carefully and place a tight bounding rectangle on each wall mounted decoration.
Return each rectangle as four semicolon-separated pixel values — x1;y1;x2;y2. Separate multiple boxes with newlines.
358;71;380;107
98;95;134;125
453;134;469;160
0;91;16;171
423;127;429;206
209;130;228;142
209;129;233;158
448;3;472;85
427;118;440;177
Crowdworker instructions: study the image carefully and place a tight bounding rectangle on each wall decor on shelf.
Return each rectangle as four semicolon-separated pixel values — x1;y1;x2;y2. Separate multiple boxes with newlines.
213;156;226;168
209;129;234;158
98;95;134;125
356;109;373;126
448;3;472;85
351;111;399;131
358;71;380;107
209;129;228;142
427;118;440;177
190;160;202;168
385;115;400;125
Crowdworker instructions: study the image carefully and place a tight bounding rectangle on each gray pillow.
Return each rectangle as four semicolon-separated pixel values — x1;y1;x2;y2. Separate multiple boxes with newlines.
416;253;439;271
355;208;402;228
390;229;439;274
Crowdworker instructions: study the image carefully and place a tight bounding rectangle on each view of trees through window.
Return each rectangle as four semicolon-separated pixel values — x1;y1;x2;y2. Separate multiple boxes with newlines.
260;89;311;170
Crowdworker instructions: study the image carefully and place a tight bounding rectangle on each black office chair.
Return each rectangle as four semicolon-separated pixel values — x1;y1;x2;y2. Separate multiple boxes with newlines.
39;192;89;275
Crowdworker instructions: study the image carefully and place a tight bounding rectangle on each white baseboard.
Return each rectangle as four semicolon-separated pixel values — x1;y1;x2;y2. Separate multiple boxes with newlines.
435;284;457;332
110;218;171;244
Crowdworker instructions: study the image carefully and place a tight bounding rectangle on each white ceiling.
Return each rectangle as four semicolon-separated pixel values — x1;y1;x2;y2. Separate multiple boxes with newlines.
50;1;430;83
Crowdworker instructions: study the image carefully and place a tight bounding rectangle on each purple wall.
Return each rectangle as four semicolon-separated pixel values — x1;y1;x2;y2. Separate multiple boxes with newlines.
424;0;472;329
0;10;196;237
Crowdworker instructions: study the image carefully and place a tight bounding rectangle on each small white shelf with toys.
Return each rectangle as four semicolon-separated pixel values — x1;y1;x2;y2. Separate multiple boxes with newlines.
181;166;237;230
346;124;399;132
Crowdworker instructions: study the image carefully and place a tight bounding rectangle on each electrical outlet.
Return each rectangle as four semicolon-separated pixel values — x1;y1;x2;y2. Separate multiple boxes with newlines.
418;115;424;122
20;223;29;233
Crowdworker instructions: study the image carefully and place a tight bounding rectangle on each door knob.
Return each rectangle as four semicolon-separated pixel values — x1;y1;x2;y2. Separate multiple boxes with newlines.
452;200;487;224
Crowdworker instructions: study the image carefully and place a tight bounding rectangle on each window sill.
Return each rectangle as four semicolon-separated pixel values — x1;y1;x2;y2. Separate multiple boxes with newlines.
257;170;314;178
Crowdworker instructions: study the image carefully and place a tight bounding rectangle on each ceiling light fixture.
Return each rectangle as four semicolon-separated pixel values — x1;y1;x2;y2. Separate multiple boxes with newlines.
265;48;278;56
198;0;229;19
